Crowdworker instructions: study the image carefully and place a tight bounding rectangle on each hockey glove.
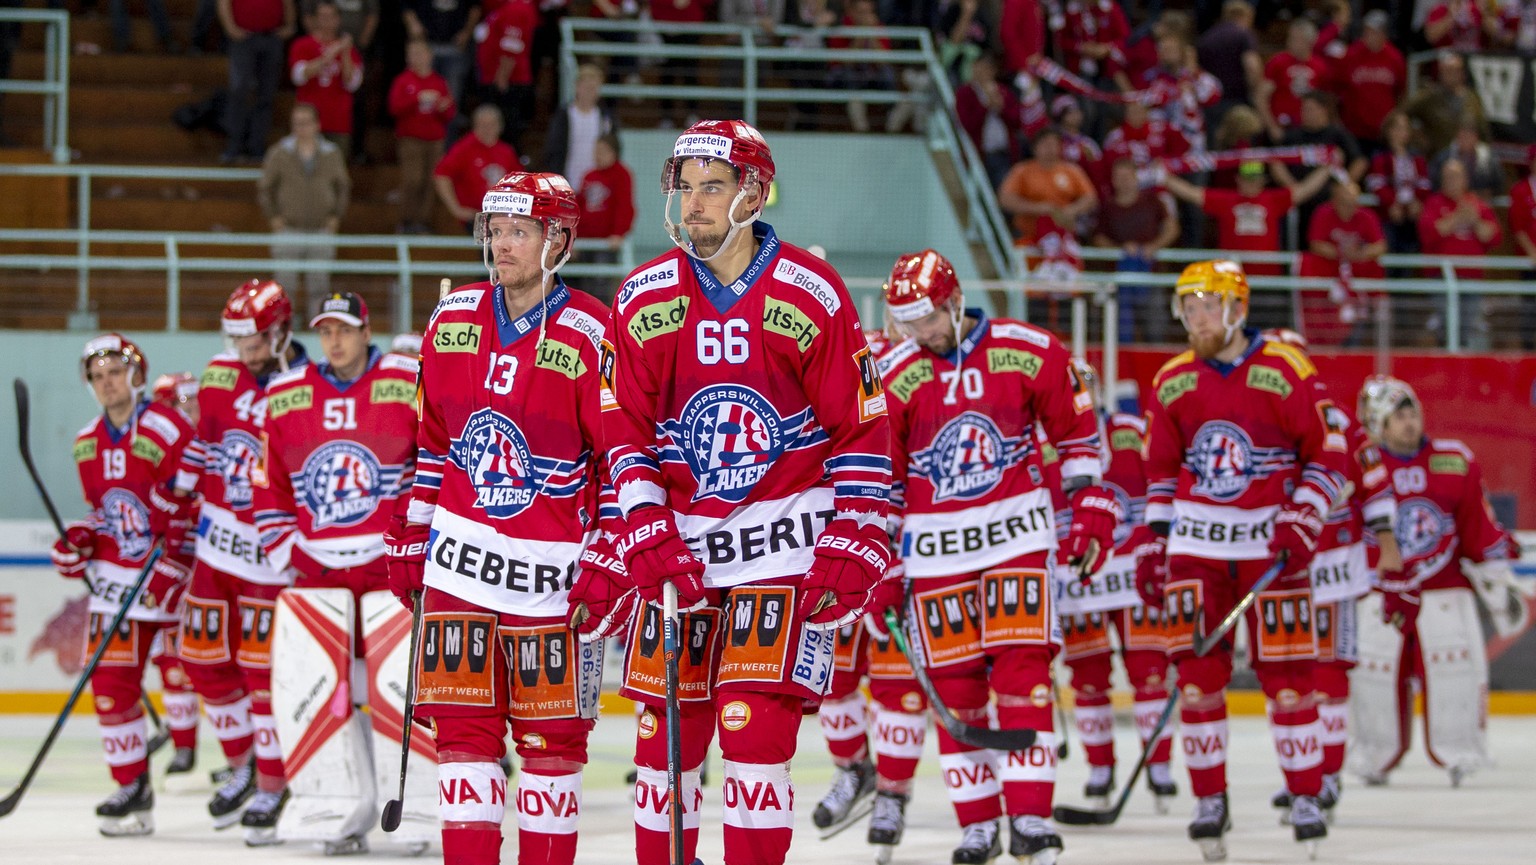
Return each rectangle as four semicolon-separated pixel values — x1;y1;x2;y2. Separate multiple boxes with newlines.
568;536;638;641
1134;530;1169;609
51;522;96;580
1380;586;1420;632
141;556;191;614
1064;485;1122;582
1269;500;1325;575
617;506;707;611
798;519;892;630
384;515;430;610
862;561;907;641
147;483;192;539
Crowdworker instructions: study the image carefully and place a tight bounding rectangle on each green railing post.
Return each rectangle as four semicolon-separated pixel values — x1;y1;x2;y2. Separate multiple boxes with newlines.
1442;260;1460;352
69;172;97;330
743;35;758;127
396;239;415;333
165;236;181;332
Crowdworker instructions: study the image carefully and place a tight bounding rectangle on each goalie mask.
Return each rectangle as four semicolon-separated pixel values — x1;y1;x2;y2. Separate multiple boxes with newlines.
1357;375;1421;442
661;119;775;263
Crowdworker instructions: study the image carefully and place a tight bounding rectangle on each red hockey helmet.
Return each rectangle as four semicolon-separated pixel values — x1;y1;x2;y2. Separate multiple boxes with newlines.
661;119;775;197
80;333;148;388
152;371;198;407
474;171;581;246
221;278;293;339
885;249;961;323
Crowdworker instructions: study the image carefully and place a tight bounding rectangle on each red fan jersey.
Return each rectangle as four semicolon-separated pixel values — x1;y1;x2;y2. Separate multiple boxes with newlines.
410;280;611;617
73;400;196;622
288;35;364;135
1379;437;1509;594
178;350;309;585
604;223;891;588
880;313;1101;579
475;0;539;87
1144;334;1349;562
254;349;419;573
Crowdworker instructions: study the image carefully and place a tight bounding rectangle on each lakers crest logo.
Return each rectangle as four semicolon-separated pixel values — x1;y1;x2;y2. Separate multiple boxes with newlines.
676;385;785;503
450;408;539;518
916;411;1007;502
101;488;152;559
1188;421;1256;502
1395;497;1450;559
218;429;263;509
297;441;388;529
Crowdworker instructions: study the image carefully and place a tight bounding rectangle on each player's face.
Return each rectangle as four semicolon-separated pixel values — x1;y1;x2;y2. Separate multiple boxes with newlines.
901;298;961;356
231;330;279;376
316;320;370;373
86;357;134;413
676;158;751;256
487;214;550;291
1381;403;1423;452
1179;291;1241;359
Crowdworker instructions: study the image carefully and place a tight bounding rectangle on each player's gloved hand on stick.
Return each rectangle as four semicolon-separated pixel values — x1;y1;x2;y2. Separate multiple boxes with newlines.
383;515;430;610
568;536;638;640
141;556;190;614
1381;586;1420;631
1269;499;1324;574
861;561;907;640
617;506;707;611
1064;485;1122;581
1134;529;1169;609
798;518;892;630
51;522;95;579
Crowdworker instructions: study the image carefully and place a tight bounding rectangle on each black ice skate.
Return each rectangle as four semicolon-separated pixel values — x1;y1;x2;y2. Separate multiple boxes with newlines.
1319;774;1341;819
813;759;876;837
241;787;290;847
1290;794;1327;859
162;747;200;793
1146;762;1178;814
1188;792;1231;862
207;760;255;828
96;772;154;837
867;790;908;864
323;833;369;856
1008;815;1063;865
1083;765;1114;808
951;819;1001;865
1271;786;1293;824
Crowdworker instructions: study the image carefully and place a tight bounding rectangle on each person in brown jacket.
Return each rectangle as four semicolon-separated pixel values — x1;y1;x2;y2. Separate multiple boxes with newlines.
258;102;351;312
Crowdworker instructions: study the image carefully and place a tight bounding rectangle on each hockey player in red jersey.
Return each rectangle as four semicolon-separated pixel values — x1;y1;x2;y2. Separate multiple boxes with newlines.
603;119;893;865
169;280;308;842
384;171;612;865
877;250;1116;865
1054;359;1178;815
1351;376;1513;787
1138;260;1351;860
54;334;196;835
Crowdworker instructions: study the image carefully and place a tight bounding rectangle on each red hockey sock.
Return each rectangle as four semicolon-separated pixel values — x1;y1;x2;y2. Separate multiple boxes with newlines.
1073;697;1115;770
995;702;1056;817
439;756;507;865
1271;706;1324;796
515;770;581;865
161;689;200;751
1180;703;1228;798
870;705;924;792
818;691;870;765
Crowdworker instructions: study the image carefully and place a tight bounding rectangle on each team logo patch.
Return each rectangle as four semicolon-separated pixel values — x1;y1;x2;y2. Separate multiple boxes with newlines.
218;429;263;509
450;408;541;519
637;711;657;739
1395;498;1451;559
296;441;385;530
1187;421;1257;502
720;700;751;731
100;488;153;559
918;411;1007;502
677;385;785;503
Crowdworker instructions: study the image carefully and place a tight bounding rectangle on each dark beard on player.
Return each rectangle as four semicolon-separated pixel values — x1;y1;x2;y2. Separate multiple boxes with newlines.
1189;329;1227;359
686;225;727;257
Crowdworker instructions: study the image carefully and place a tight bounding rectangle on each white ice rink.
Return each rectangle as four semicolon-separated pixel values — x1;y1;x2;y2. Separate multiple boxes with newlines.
1;712;1531;865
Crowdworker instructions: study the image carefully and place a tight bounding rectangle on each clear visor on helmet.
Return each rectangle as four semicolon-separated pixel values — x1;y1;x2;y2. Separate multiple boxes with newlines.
80;348;140;384
222;320;287;365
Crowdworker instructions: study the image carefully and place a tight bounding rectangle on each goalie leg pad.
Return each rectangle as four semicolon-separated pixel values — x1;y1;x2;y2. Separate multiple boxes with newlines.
360;590;439;850
1417;587;1490;776
1347;591;1411;780
270;587;375;843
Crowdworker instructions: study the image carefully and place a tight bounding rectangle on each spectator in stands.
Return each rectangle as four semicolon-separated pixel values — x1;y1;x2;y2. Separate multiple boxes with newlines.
1496;0;1536;51
1423;0;1499;50
1092;158;1179;342
1116;9;1193;93
1160;159;1331;275
954;52;1021;190
1056;0;1130;87
1429;117;1506;200
1053;95;1103;180
998;0;1045;88
289;1;364;155
219;0;297;166
648;0;713;128
1419;157;1501;348
997;126;1098;247
402;0;480;110
105;0;178;53
1333;10;1405;155
1510;146;1536;348
1258;17;1326;142
190;0;226;55
783;0;839;131
1314;0;1352;71
389;39;455;234
1403;51;1487;155
586;0;641;84
475;0;539;152
1102;99;1192;170
542;63;619;196
1365;110;1432;259
1195;0;1262;128
828;0;897;133
575;133;635;303
433;104;517;229
1275;92;1366;238
1299;180;1387;345
258;102;351;311
934;0;992;84
1138;28;1221;150
333;0;379;163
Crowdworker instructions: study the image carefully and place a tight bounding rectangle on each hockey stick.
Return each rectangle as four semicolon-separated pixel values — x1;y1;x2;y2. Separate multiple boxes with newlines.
0;547;163;819
381;591;423;832
15;378;172;757
662;582;687;865
883;610;1037;751
1191;555;1286;657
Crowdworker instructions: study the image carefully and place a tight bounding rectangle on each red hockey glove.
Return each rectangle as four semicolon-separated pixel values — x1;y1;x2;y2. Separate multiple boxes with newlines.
51;522;96;579
1064;485;1122;582
616;506;707;611
1381;586;1420;632
384;515;430;610
568;536;638;640
1269;500;1324;574
798;519;892;630
140;556;191;614
1134;531;1169;609
147;483;191;538
862;561;907;641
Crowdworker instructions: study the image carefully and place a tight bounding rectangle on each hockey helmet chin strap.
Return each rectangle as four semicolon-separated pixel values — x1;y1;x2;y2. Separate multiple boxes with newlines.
664;167;761;264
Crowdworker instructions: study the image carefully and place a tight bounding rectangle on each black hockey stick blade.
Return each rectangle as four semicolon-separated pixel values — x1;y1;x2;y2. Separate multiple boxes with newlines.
662;583;687;865
1191;555;1286;657
14;378;68;538
885;611;1037;751
1053;687;1180;826
380;799;404;834
381;592;424;833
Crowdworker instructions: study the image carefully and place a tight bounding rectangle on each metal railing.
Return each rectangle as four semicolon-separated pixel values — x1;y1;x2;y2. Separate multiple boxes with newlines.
0;8;70;163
